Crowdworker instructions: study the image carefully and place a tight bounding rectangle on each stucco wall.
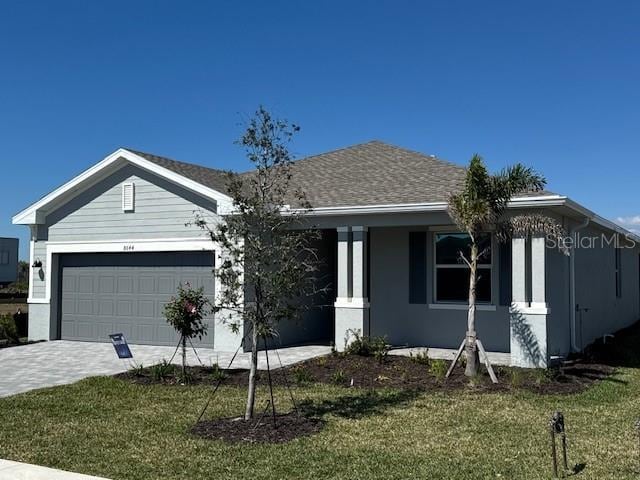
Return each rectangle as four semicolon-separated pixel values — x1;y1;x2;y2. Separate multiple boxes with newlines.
545;243;571;357
369;226;510;352
574;224;640;349
266;229;336;348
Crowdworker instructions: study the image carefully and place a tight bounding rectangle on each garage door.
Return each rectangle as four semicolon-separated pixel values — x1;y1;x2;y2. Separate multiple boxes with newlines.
59;252;215;346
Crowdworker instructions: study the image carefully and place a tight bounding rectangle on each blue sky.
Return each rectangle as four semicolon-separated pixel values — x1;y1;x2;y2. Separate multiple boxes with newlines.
1;1;639;259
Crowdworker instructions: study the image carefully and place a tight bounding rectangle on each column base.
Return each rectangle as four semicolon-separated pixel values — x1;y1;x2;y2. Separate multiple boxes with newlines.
509;307;548;368
334;298;370;351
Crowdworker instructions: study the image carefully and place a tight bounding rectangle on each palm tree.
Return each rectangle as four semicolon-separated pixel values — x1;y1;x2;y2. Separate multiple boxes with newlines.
447;154;565;378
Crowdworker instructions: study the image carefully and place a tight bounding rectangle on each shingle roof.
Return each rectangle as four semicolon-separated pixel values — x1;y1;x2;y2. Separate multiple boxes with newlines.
127;149;231;195
127;141;551;208
285;141;466;207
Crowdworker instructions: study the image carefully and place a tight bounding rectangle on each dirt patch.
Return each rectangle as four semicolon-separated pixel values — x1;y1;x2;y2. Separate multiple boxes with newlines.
191;412;324;443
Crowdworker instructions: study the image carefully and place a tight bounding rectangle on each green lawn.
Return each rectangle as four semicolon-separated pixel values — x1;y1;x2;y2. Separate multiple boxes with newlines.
1;366;640;479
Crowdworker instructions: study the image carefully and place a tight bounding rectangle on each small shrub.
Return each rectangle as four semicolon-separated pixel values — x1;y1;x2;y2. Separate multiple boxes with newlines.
429;359;448;381
508;368;526;388
150;360;175;382
345;330;389;363
531;367;555;386
0;315;19;343
410;349;430;366
292;365;314;385
210;363;227;382
316;356;328;367
130;363;145;377
331;369;346;385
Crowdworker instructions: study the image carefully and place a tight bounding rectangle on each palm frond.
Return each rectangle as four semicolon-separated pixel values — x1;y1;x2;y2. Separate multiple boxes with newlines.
496;214;569;255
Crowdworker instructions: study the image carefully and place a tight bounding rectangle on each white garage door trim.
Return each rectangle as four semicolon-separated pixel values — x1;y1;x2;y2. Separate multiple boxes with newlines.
35;238;218;303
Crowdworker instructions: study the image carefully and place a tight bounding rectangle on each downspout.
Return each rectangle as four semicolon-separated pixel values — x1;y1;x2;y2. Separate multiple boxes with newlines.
569;217;590;352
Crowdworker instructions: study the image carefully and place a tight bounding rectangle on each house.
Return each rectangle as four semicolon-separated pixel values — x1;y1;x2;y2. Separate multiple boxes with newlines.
0;238;19;288
12;141;640;368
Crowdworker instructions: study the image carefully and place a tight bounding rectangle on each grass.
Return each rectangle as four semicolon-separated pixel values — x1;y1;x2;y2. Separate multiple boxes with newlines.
0;366;639;479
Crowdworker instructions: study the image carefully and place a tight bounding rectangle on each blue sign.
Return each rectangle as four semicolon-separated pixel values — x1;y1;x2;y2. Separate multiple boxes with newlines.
109;333;133;359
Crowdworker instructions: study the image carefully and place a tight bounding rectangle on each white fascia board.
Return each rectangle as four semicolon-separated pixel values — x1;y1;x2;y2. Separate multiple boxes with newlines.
297;193;639;243
297;194;567;216
563;198;640;244
12;148;232;225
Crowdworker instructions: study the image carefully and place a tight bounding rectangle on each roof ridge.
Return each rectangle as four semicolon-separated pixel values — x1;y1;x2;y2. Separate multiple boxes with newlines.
368;141;466;171
123;147;229;174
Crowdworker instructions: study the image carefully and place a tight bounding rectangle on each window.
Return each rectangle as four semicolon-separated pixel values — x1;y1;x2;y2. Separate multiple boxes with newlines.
122;183;135;212
409;232;427;304
434;233;492;303
0;251;8;265
615;247;622;298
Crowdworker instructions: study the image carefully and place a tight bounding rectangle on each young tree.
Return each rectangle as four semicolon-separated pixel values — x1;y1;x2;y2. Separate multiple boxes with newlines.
164;283;210;381
447;154;565;377
196;107;322;420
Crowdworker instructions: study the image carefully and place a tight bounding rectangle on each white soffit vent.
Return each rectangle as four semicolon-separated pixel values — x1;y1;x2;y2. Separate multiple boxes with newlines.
122;183;135;212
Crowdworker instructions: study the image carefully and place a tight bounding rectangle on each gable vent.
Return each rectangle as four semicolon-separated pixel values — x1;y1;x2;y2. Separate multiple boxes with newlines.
122;183;135;212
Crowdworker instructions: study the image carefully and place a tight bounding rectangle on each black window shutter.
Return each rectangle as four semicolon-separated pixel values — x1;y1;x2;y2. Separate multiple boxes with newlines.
409;232;427;304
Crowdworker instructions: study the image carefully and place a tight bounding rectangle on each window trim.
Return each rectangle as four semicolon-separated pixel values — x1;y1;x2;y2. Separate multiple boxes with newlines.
433;231;494;305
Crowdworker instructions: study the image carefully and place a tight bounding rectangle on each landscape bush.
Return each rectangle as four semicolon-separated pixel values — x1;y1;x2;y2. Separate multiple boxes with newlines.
409;349;430;366
0;314;19;343
429;359;448;381
345;331;389;363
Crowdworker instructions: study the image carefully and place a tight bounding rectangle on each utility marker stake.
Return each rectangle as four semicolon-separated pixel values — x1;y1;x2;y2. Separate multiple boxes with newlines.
549;411;568;478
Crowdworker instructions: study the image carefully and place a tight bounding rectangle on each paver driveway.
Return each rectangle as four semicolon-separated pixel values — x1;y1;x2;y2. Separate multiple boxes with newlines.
0;340;331;398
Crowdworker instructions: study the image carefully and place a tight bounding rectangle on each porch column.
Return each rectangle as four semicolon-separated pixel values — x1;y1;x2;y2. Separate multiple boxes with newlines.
334;226;370;351
511;237;527;309
336;227;351;302
509;235;549;368
530;235;547;309
351;226;368;302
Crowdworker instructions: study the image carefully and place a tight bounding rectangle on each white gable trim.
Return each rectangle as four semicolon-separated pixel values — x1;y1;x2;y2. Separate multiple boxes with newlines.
13;148;233;225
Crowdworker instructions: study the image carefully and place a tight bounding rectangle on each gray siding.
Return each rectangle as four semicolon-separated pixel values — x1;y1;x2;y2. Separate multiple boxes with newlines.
47;164;219;242
29;164;220;301
31;241;47;299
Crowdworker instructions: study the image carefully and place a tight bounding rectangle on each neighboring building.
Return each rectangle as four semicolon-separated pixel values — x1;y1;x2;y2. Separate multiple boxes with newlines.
12;142;640;367
0;238;18;288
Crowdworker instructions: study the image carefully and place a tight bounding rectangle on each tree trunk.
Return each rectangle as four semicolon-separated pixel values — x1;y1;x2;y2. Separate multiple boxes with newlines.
245;322;259;420
181;335;187;382
465;242;480;377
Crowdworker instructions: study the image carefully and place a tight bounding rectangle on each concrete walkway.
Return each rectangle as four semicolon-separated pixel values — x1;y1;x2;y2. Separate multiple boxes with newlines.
390;346;512;365
0;340;331;398
0;460;109;479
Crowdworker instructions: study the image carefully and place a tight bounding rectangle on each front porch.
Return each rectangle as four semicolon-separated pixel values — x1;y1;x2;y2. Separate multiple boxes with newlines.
328;225;552;368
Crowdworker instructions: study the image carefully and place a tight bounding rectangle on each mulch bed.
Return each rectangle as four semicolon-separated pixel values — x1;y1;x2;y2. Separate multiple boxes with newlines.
116;352;616;395
116;321;640;395
191;412;324;443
